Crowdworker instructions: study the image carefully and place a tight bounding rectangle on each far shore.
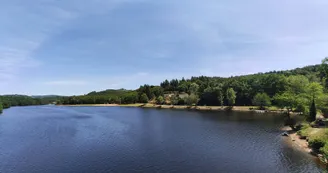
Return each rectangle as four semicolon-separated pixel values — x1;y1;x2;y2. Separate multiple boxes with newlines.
58;104;288;113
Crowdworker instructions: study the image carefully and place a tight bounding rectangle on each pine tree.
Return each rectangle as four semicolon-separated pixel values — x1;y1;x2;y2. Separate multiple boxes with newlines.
309;99;317;122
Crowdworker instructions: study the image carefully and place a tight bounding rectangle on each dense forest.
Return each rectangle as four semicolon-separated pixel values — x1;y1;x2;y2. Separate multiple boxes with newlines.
0;95;59;113
59;58;328;116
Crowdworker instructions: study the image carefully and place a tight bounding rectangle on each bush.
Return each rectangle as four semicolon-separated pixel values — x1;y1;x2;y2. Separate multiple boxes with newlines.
156;96;165;105
295;104;307;114
309;138;326;150
320;144;328;158
184;94;199;106
139;93;149;103
297;124;310;138
177;98;185;105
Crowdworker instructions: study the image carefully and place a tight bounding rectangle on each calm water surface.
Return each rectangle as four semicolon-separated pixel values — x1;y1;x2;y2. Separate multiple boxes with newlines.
0;106;326;173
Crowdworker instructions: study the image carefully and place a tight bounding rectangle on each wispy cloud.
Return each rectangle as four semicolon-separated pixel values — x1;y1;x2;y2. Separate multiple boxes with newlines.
0;44;41;80
1;0;328;95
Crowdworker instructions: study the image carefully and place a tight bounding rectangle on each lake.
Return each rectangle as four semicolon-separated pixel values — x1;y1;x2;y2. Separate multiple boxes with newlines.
0;106;325;173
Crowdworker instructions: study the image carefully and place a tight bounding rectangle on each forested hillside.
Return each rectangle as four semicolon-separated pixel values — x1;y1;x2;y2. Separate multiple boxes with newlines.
59;59;328;116
0;95;58;113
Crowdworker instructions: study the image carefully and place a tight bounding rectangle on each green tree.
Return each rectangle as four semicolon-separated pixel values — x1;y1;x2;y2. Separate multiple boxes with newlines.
189;83;199;95
308;99;317;122
226;88;236;106
320;57;328;87
170;95;179;105
213;86;224;106
0;102;3;114
151;86;164;97
184;94;199;106
252;93;271;110
156;96;165;105
139;93;149;103
287;75;309;94
218;91;224;106
306;82;323;100
273;92;295;115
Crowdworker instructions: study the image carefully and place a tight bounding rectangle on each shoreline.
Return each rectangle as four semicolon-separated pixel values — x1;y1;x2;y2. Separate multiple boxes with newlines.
283;126;328;165
58;104;287;113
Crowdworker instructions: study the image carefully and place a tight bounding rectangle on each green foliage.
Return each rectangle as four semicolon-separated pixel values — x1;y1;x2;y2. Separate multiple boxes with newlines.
309;138;326;150
184;94;199;106
170;95;179;105
121;92;138;104
252;93;271;109
189;83;199;95
286;75;309;94
320;57;328;88
297;124;311;138
320;144;328;158
273;76;322;115
60;90;138;105
0;95;50;107
156;96;165;105
58;60;328;111
306;82;323;100
139;93;149;103
308;99;317;122
226;88;236;106
0;102;3;114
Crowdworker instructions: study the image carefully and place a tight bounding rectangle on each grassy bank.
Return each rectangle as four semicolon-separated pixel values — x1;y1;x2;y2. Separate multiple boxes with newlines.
295;124;328;164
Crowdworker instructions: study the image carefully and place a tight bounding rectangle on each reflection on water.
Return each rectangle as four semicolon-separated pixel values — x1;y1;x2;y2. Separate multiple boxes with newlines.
0;106;325;173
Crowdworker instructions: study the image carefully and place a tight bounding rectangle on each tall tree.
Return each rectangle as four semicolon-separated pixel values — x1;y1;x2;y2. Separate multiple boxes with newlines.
189;83;199;95
273;92;295;115
139;93;149;103
160;80;170;91
252;93;271;110
306;82;323;100
320;57;328;87
309;99;317;122
150;86;164;98
226;88;236;106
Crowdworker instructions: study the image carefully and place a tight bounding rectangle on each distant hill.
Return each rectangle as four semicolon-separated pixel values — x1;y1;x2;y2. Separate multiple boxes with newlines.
86;89;133;97
31;95;63;98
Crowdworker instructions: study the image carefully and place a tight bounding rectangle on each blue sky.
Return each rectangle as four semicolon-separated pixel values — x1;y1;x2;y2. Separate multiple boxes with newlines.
0;0;328;95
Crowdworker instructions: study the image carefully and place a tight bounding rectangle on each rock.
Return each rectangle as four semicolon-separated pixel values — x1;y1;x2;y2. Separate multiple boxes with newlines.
282;132;289;137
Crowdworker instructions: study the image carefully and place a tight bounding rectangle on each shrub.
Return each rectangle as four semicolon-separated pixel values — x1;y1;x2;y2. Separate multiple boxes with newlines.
320;144;328;158
309;138;326;150
177;98;185;105
297;126;310;139
156;96;164;105
139;93;149;103
184;94;199;106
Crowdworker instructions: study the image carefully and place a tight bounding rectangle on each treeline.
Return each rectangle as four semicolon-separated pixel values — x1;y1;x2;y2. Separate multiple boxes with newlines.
58;89;140;105
0;95;57;113
59;58;328;116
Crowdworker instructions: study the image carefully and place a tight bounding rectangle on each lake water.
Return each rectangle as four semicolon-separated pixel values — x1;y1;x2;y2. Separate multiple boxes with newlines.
0;106;325;173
